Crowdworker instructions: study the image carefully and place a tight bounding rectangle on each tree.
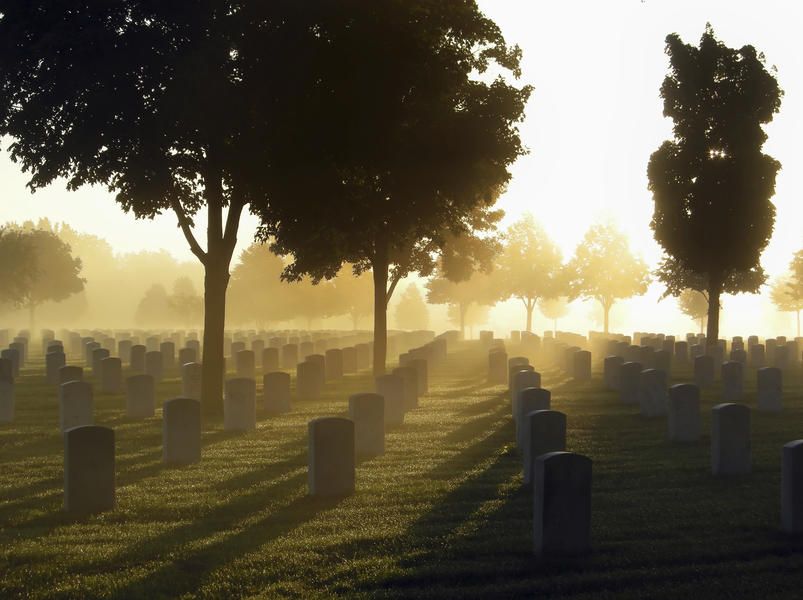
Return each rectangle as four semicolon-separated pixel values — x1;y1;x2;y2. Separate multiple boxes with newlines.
678;288;709;334
227;244;292;328
770;250;803;336
253;3;530;374
331;267;375;330
647;25;782;348
447;303;490;339
0;229;37;311
134;284;171;328
494;214;564;332
169;277;204;328
0;229;84;332
538;297;570;336
0;3;326;416
394;284;430;331
566;223;650;334
426;270;497;339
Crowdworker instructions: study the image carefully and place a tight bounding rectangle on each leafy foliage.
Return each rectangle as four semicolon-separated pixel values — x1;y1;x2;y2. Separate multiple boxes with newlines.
394;284;430;331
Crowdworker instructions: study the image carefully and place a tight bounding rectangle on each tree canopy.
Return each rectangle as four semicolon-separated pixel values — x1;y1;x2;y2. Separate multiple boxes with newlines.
647;25;782;346
677;288;709;334
566;223;650;334
394;284;430;332
769;250;803;336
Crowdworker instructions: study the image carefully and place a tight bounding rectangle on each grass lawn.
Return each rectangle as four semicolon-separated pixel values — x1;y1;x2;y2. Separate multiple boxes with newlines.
1;343;802;599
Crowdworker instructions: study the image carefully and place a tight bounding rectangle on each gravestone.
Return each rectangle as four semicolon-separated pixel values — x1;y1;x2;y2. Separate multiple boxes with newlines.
118;340;133;365
375;374;405;426
130;345;146;372
262;347;280;372
230;341;246;358
126;374;155;418
674;341;688;364
64;425;115;513
163;397;201;465
100;357;123;394
757;367;782;412
512;370;542;421
296;361;323;399
489;350;508;384
306;354;326;389
721;361;744;402
308;417;355;497
523;410;567;486
409;358;429;395
0;357;13;382
782;440;803;534
10;341;26;368
251;340;265;366
349;393;385;456
516;388;551;447
668;384;701;442
178;347;196;366
618;362;642;405
325;349;344;381
750;344;766;369
91;347;110;377
694;355;715;388
46;351;67;385
355;344;370;371
603;355;623;390
224;378;257;431
654;349;672;374
160;341;176;371
59;381;93;431
0;379;14;422
235;350;256;378
393;367;419;411
573;350;591;381
186;339;201;358
639;369;668;417
263;372;291;414
730;348;747;365
59;365;83;385
342;347;358;374
181;362;202;400
144;351;164;381
281;344;299;369
533;451;592;557
146;336;160;352
711;403;751;476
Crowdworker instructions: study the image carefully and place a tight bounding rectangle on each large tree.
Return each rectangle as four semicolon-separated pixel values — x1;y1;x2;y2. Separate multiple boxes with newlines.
538;297;570;336
227;244;292;329
0;3;326;416
394;284;430;332
647;26;783;347
494;214;564;333
566;223;650;334
769;250;803;336
426;270;497;339
677;288;708;335
254;2;530;375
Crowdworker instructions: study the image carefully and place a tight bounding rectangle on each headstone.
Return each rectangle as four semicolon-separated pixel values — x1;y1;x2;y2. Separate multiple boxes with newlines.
757;367;782;412
99;357;122;394
512;370;541;420
46;351;67;385
489;350;508;384
306;354;326;389
262;347;280;372
603;355;623;390
782;440;803;534
516;387;551;447
59;365;83;385
721;361;744;402
674;341;688;364
263;372;291;414
126;374;155;418
64;425;115;513
178;347;196;366
325;348;344;381
308;417;355;497
573;350;591;381
230;340;246;358
235;350;256;378
533;451;592;557
144;350;164;381
639;369;668;417
224;378;257;431
654;349;672;374
694;355;714;388
0;379;14;422
375;374;405;426
392;366;419;411
668;384;701;442
349;393;385;456
750;344;766;369
118;340;133;365
130;344;146;372
59;381;93;432
91;347;110;377
160;341;176;371
0;357;13;382
296;361;323;399
618;362;642;405
409;358;429;395
341;347;357;374
523;410;567;485
281;344;299;369
711;403;751;476
162;397;201;465
730;348;747;365
180;362;202;400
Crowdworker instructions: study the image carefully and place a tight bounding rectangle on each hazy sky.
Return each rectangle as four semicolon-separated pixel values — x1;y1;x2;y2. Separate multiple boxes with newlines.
1;1;801;335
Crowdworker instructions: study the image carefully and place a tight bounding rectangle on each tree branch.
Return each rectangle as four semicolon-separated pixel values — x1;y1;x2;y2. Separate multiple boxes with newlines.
223;198;245;256
171;199;207;265
386;271;403;307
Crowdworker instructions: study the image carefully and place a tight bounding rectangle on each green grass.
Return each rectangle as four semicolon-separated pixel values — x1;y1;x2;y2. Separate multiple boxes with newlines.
1;345;802;599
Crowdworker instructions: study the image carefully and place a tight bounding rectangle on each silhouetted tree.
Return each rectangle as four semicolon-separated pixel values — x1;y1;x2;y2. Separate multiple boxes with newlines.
538;297;570;336
0;3;324;416
331;267;375;330
494;215;563;333
394;284;430;331
134;284;171;328
227;244;292;328
0;228;38;312
567;224;650;334
678;288;709;334
169;277;203;328
426;271;497;339
448;303;490;339
648;25;782;347
770;250;803;336
254;3;530;374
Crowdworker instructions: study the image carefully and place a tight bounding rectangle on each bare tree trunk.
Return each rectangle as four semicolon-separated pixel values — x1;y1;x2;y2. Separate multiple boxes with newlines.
201;258;228;418
372;250;389;376
602;300;611;334
525;298;534;333
705;274;723;349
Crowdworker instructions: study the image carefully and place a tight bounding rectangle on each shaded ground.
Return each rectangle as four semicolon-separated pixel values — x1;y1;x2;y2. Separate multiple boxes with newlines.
0;343;802;599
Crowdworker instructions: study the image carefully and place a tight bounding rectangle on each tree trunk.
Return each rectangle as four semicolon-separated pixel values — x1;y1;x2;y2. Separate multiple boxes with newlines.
525;299;534;333
201;258;229;418
699;316;704;335
459;302;467;339
28;302;36;338
705;275;723;349
372;252;389;376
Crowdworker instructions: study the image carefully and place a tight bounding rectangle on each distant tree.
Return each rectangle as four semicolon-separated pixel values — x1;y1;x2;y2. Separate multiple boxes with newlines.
677;288;709;334
254;3;530;375
493;214;564;333
0;228;37;310
331;267;374;330
394;284;430;331
566;223;650;334
647;26;782;348
227;244;291;328
426;270;497;339
169;277;203;328
448;303;490;339
0;229;84;332
770;250;803;336
538;297;570;336
285;278;339;330
134;284;171;328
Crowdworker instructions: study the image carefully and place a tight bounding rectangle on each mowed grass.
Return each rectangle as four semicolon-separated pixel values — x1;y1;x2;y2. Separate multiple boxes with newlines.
0;344;802;599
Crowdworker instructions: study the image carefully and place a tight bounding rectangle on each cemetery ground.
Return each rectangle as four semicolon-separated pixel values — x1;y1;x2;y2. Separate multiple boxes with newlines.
1;346;803;599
